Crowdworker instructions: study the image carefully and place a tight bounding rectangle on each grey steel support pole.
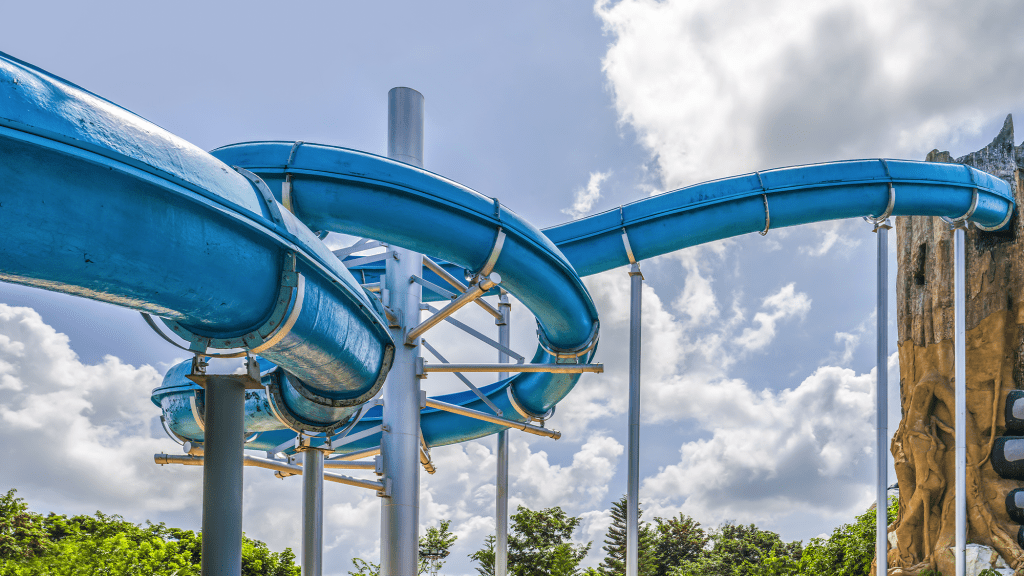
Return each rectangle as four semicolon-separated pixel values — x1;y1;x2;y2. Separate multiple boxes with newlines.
302;449;324;576
874;220;891;576
496;292;511;576
381;87;425;576
201;376;246;576
953;224;967;576
626;263;643;576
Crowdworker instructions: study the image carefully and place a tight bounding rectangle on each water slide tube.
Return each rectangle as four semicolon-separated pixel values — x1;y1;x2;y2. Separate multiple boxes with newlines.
0;52;396;432
157;140;603;451
156;140;1013;456
0;51;1013;455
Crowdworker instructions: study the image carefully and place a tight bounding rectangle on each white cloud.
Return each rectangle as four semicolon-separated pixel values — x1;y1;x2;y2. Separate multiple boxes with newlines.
734;283;811;351
0;304;198;515
510;434;623;509
563;171;612;219
641;362;880;526
798;221;862;257
595;0;1024;189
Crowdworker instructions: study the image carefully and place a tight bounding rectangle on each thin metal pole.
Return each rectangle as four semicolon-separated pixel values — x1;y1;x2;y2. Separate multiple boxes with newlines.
496;292;510;576
201;377;246;576
627;263;643;576
381;87;425;576
875;221;891;575
302;450;324;576
954;224;967;576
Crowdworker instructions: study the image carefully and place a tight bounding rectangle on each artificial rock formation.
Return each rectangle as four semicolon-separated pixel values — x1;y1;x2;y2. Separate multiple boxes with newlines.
890;115;1024;575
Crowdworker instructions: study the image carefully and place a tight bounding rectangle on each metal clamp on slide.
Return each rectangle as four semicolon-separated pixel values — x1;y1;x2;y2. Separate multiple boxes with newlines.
536;320;600;364
157;252;305;356
475;225;506;279
506;386;555;424
941;188;978;231
864;183;895;232
263;347;394;434
965;186;1015;232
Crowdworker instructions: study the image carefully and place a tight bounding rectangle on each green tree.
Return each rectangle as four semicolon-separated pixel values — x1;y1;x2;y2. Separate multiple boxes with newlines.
469;535;496;576
798;495;899;576
0;489;299;576
671;523;801;576
419;519;458;576
470;506;591;576
0;489;52;560
650;513;706;576
597;496;656;576
349;557;381;576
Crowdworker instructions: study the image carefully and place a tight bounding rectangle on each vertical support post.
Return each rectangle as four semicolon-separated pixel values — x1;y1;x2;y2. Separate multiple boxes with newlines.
381;87;425;576
875;220;891;575
627;262;643;576
302;449;324;576
201;376;246;576
496;292;511;576
953;223;967;576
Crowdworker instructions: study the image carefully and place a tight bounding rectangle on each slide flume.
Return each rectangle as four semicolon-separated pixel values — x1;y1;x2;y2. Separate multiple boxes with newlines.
157;141;1012;456
0;51;1013;459
0;52;394;433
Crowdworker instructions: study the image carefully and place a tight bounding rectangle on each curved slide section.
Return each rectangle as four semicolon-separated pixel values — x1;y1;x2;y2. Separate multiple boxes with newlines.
0;52;394;431
546;159;1012;276
154;140;603;450
153;142;1011;456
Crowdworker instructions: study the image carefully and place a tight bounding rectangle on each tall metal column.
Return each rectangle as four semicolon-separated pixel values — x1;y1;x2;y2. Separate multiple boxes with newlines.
874;220;891;576
953;223;967;576
302;449;324;576
381;87;425;576
626;262;643;576
496;292;511;576
201;376;246;576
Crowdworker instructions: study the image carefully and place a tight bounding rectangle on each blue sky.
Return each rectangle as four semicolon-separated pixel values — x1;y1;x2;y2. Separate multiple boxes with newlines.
1;1;1023;575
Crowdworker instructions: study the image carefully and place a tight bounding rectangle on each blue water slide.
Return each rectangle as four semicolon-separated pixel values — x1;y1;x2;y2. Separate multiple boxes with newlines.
546;159;1013;276
156;141;602;451
0;52;395;432
0;50;1012;456
152;141;1012;456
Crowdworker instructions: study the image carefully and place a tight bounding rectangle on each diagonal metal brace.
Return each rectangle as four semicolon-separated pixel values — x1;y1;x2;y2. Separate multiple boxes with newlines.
422;258;502;319
406;273;501;344
423;304;525;363
421;339;503;416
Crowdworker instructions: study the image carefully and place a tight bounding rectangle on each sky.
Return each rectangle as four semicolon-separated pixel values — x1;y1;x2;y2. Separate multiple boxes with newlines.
2;1;1024;575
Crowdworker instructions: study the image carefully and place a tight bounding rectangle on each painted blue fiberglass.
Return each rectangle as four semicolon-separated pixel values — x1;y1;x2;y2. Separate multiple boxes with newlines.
154;140;1012;455
0;51;1014;455
0;52;394;432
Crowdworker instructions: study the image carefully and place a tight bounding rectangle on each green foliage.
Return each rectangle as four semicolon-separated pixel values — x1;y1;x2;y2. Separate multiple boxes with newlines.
469;534;496;576
419;519;458;576
651;513;706;575
671;523;802;576
470;506;591;576
0;488;298;576
0;490;52;561
597;496;657;576
349;557;381;576
797;495;898;576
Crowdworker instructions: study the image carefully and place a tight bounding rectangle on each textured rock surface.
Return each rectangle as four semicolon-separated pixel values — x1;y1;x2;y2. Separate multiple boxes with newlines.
890;115;1024;575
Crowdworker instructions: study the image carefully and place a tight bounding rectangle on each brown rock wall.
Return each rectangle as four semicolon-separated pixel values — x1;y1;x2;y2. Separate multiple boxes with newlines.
891;114;1024;574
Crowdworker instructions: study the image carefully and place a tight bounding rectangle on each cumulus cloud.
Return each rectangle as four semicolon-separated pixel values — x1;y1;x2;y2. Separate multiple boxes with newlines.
0;305;199;513
734;283;811;351
641;362;879;524
563;171;612;219
595;0;1024;188
798;221;863;257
